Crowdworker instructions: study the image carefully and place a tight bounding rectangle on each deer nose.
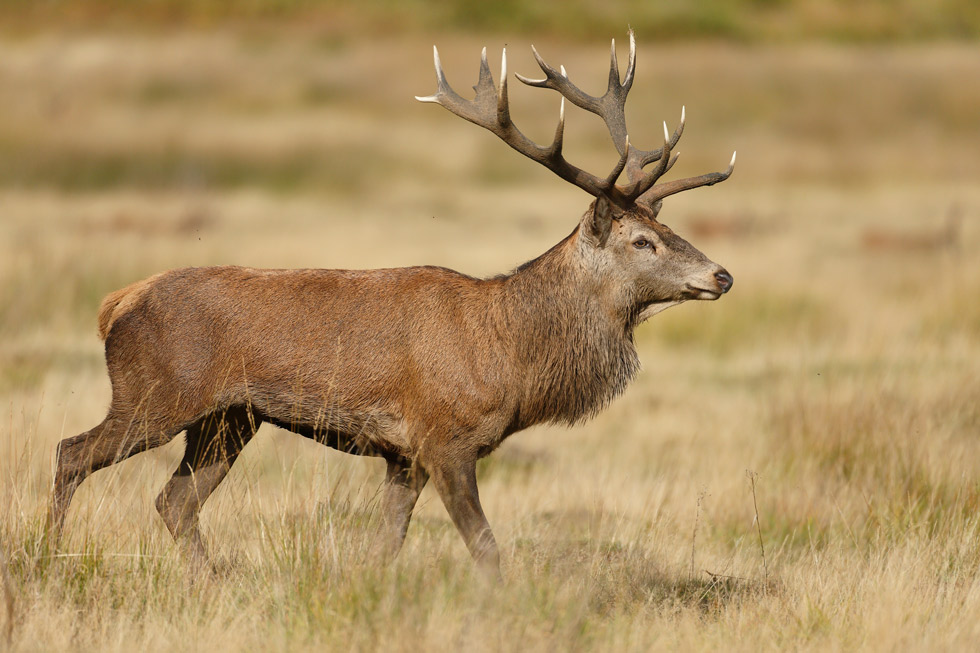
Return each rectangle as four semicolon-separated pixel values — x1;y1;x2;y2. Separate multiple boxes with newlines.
715;269;734;293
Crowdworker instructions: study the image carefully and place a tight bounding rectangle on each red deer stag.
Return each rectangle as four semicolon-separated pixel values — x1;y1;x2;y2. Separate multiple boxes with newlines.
49;30;735;578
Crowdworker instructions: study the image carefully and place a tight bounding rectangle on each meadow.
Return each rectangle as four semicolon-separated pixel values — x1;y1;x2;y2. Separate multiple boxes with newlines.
1;25;979;651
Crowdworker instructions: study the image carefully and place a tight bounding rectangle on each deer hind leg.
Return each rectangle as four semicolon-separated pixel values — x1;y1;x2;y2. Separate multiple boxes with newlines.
428;457;501;580
155;405;259;573
371;458;429;562
49;410;183;543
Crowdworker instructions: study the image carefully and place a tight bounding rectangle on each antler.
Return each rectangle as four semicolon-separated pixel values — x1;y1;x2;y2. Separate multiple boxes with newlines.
641;151;736;205
515;30;679;195
416;46;619;201
417;31;735;210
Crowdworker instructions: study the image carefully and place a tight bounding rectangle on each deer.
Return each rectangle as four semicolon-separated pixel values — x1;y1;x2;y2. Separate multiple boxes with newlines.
48;30;736;579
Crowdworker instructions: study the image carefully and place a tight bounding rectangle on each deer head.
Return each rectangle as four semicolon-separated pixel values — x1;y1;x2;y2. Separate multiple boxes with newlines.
417;30;735;320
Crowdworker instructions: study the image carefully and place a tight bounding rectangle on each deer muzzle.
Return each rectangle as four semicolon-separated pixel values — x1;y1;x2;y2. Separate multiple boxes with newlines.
684;266;733;300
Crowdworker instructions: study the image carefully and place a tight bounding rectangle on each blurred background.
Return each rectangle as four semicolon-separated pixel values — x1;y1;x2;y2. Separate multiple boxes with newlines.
2;0;977;380
1;1;979;649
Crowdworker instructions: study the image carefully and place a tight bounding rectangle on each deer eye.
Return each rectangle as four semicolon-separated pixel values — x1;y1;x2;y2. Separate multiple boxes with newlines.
632;238;654;251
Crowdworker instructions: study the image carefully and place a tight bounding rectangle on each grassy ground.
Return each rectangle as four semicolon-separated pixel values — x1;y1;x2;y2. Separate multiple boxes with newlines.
1;30;979;651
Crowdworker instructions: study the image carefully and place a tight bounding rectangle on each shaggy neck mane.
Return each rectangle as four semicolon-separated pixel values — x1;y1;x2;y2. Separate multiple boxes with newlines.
496;232;640;429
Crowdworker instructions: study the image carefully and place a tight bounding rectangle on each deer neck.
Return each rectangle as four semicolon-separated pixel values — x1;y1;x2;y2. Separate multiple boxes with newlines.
497;233;640;429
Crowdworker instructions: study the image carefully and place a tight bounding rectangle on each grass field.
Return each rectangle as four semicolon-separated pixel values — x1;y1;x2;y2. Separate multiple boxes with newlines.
1;27;979;651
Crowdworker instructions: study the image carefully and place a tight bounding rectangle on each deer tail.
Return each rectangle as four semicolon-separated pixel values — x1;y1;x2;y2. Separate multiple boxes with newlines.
97;273;162;341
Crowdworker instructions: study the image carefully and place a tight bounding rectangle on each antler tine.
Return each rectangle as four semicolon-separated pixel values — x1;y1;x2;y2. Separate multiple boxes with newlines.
497;47;511;127
414;46;449;104
639;151;736;205
417;44;612;200
636;105;685;170
624;120;676;198
622;29;636;92
552;97;566;155
605;135;631;187
478;47;492;90
608;37;621;92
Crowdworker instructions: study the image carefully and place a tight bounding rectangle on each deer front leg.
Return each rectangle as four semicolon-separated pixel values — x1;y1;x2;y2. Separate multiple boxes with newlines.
429;458;500;580
372;458;428;562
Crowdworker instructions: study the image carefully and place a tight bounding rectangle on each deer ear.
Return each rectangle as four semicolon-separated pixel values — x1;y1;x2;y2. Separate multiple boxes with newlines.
637;197;663;219
583;196;617;247
649;199;663;218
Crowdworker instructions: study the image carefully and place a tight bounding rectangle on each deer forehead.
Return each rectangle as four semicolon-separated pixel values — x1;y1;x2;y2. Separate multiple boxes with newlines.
613;215;672;240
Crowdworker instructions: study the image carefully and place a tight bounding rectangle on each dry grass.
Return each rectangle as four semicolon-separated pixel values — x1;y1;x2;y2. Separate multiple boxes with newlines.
1;30;979;651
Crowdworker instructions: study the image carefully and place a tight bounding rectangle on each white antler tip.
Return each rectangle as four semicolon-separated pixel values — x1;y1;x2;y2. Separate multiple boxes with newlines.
730;151;737;166
560;64;567;78
431;46;444;76
681;105;686;122
663;121;669;140
559;97;565;120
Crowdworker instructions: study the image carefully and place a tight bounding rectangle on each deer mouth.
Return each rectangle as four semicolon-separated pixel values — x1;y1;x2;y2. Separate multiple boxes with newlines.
684;285;722;300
